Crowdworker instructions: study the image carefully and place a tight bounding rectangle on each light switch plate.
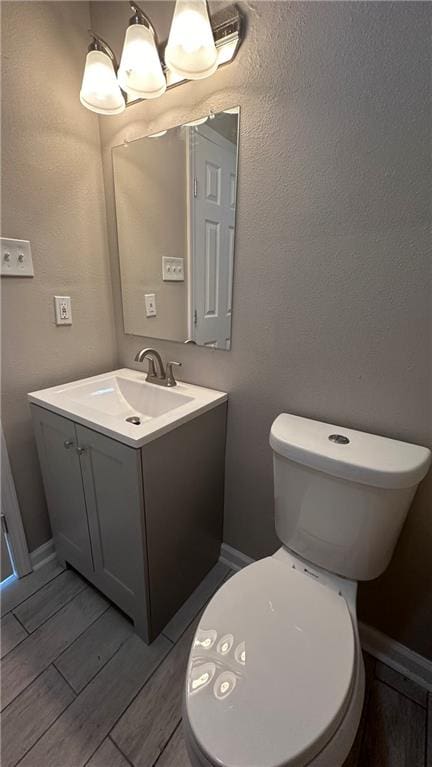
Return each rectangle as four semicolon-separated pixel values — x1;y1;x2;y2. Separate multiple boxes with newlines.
145;293;157;317
162;257;184;282
54;296;72;325
1;238;34;277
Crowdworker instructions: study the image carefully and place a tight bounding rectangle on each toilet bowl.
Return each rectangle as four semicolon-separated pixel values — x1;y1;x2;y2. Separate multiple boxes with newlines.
183;414;431;767
184;549;365;767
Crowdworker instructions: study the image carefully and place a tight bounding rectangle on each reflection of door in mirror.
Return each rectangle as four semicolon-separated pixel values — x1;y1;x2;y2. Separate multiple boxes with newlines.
112;107;239;349
189;126;236;350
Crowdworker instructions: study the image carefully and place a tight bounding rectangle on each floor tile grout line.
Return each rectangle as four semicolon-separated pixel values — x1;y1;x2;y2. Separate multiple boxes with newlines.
53;620;134;696
22;636;135;767
1;566;66;617
49;602;112;666
52;662;80;697
107;639;176;748
152;719;183;767
0;614;30;661
18;628;170;767
12;580;88;635
107;622;199;760
108;735;135;767
106;610;209;748
7;609;30;635
13;675;80;767
1;602;111;715
375;675;428;710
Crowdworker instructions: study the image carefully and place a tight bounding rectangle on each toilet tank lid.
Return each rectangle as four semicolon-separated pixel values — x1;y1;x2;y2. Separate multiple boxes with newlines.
270;414;431;490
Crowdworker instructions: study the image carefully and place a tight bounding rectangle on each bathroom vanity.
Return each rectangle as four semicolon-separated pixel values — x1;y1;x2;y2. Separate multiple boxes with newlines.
29;369;227;642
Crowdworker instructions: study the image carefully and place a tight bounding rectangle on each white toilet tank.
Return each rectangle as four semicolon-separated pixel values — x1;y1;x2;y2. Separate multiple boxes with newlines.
270;414;431;581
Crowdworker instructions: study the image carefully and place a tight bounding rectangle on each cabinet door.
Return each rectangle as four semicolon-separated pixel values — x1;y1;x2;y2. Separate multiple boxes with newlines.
76;424;149;637
30;406;94;576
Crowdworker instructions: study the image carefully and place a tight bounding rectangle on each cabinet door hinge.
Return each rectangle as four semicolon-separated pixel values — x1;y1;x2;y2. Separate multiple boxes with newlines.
193;177;198;198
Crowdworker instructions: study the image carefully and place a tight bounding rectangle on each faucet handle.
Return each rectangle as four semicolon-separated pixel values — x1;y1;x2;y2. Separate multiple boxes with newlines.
144;355;157;378
166;361;182;387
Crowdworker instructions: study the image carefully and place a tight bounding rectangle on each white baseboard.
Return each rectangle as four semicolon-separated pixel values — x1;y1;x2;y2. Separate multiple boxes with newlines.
219;543;432;691
220;543;254;571
359;622;432;692
30;538;56;571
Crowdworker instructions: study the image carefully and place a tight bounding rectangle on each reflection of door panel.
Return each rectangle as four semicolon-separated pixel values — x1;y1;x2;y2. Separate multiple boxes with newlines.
190;128;236;349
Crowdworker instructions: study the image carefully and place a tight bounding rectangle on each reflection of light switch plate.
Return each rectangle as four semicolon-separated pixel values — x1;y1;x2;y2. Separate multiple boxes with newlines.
162;257;184;282
54;296;72;325
1;238;34;277
145;293;157;317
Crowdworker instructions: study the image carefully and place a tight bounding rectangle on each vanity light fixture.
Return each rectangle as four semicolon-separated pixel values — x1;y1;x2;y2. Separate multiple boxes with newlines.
80;2;244;116
118;2;166;99
80;31;125;115
165;0;217;81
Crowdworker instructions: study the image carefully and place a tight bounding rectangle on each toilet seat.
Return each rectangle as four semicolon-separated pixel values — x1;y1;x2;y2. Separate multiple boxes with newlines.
185;557;356;767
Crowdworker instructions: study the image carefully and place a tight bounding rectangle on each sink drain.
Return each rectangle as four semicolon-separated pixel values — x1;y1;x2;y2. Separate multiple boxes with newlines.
126;416;141;426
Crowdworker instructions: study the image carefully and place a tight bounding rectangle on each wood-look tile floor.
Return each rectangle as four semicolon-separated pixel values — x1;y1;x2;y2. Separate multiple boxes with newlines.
1;560;431;767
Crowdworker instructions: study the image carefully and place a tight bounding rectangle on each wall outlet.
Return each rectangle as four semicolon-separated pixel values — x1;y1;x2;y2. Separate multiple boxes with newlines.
162;257;184;282
145;293;157;317
54;296;72;325
1;238;34;277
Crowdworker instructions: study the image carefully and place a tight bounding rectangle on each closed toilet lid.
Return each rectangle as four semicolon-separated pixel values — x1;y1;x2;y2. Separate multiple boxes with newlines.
185;558;355;767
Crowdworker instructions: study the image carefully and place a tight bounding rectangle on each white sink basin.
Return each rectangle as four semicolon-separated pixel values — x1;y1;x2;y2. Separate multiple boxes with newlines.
28;368;227;447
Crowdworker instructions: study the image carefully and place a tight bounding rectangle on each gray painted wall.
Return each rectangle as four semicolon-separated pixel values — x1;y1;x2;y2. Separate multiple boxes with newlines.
92;1;432;658
113;129;188;341
1;1;117;550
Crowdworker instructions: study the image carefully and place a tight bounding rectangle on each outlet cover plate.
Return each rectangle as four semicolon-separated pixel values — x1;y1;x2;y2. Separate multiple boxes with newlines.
54;296;72;325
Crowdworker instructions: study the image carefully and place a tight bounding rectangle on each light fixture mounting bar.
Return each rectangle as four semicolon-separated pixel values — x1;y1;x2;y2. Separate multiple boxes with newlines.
126;3;243;107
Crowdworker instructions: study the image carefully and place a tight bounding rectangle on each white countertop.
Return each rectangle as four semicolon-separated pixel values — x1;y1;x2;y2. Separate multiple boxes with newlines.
28;368;228;448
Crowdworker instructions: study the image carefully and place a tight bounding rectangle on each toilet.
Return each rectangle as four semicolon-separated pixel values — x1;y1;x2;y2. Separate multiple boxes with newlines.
183;414;431;767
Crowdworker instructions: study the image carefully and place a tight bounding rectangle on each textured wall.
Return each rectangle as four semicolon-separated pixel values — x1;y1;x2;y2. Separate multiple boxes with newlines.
1;2;117;550
92;0;432;658
113;129;188;341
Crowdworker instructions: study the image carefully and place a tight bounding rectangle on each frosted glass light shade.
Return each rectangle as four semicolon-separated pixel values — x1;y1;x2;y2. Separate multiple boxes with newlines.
80;49;125;115
118;24;166;99
165;0;218;80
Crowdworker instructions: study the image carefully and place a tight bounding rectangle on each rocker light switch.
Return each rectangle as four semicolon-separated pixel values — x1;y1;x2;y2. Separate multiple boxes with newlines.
1;238;34;277
162;257;184;282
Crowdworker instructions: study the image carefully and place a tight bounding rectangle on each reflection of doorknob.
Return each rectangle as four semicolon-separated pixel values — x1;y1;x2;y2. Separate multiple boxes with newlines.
184;339;196;344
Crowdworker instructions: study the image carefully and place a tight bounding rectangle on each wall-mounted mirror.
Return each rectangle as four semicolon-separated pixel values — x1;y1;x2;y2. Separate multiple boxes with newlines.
112;108;239;350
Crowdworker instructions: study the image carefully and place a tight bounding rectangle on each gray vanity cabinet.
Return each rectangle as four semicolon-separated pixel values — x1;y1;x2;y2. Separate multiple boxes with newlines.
30;403;226;643
75;424;149;638
31;408;94;579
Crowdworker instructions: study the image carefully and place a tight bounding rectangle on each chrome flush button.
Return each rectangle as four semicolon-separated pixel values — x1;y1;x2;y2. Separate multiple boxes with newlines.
329;434;350;445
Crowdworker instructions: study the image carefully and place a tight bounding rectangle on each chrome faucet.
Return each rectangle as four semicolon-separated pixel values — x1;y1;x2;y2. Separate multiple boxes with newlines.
134;348;182;387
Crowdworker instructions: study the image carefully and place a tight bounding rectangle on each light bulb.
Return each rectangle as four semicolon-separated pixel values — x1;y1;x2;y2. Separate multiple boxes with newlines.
165;0;218;81
118;23;166;99
183;116;208;127
80;49;125;115
148;130;167;138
